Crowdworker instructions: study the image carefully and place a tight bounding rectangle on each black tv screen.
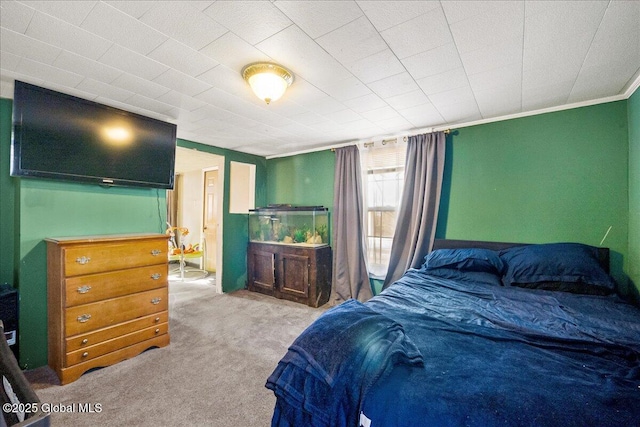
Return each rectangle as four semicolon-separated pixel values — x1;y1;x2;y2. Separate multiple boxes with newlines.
11;81;176;189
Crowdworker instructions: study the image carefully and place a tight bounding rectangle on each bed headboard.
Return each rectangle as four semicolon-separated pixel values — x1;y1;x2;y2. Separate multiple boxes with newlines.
432;239;610;274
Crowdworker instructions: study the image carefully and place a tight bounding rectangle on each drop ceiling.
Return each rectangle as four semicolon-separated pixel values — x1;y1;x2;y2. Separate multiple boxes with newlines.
1;1;639;158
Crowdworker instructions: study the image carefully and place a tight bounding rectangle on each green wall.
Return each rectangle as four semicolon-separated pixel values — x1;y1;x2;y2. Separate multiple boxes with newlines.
437;101;630;293
0;99;17;287
628;87;640;296
267;149;335;245
266;101;633;298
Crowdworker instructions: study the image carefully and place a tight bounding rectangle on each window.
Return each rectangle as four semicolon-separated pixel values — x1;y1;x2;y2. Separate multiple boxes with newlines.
362;141;406;279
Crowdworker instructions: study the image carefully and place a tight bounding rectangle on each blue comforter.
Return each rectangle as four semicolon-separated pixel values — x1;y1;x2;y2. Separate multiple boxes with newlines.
268;267;640;426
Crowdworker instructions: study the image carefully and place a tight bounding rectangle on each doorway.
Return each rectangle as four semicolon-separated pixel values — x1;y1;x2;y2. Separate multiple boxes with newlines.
171;147;225;293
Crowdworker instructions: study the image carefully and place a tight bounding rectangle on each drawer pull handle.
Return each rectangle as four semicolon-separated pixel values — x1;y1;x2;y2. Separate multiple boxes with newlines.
82;352;89;358
155;328;160;334
151;249;162;256
81;339;88;345
75;256;91;265
77;285;92;294
151;297;161;305
77;314;91;323
150;273;162;280
155;317;160;323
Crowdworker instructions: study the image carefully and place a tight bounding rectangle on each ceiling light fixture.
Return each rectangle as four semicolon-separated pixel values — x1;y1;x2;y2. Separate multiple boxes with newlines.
242;62;293;105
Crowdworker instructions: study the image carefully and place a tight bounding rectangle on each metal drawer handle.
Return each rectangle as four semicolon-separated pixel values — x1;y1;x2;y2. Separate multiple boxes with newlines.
81;339;88;345
150;273;162;280
155;328;160;334
75;256;91;265
77;285;92;294
82;352;89;358
151;249;162;256
151;297;161;305
155;317;160;323
77;314;91;323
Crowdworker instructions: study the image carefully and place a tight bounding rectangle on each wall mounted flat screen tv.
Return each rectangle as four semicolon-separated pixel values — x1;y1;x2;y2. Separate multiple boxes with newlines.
11;81;177;189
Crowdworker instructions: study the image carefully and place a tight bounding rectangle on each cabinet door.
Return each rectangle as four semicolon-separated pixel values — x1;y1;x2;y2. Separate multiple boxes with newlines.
279;253;309;298
250;250;276;291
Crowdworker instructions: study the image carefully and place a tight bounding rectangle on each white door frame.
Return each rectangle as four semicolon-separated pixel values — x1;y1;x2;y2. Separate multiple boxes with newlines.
201;164;224;294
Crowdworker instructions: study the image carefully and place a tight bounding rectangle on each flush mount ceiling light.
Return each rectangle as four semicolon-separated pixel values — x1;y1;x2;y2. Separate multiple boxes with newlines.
242;62;294;105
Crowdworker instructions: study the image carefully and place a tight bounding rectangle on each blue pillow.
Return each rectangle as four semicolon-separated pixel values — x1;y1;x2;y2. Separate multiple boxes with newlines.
423;248;505;275
427;269;504;287
499;243;616;295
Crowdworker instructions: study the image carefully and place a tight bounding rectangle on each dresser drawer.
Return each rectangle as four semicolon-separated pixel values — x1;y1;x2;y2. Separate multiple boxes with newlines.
65;264;168;307
63;239;168;276
65;323;169;366
66;311;168;352
65;288;168;336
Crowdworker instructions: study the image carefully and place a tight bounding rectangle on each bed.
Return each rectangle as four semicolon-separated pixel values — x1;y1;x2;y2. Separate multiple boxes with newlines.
266;239;640;427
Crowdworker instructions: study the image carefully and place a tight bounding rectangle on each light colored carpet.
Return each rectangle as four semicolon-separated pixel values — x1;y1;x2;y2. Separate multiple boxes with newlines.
25;280;327;426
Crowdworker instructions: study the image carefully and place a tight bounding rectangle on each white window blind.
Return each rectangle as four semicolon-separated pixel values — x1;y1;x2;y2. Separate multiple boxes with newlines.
362;141;406;279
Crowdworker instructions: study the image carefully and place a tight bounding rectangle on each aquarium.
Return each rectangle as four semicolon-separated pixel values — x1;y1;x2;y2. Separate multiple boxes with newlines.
249;205;329;247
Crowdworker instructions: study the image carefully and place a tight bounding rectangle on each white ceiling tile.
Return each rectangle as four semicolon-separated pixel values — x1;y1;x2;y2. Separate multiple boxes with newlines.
1;0;35;33
417;67;468;95
15;56;84;87
437;100;482;124
153;69;210;97
376;116;413;132
398;102;445;128
359;0;440;32
321;76;372;102
200;32;272;72
53;50;122;84
360;106;402;122
522;80;572;111
429;85;476;108
385;89;430;110
474;84;521;118
460;36;522;76
449;1;524;54
148;39;219;78
468;63;521;93
1;28;62;65
75;77;134;102
381;6;451;59
103;1;157;19
316;16;387;65
23;1;97;26
110;72;170;100
26;11;112;60
368;72;421;98
442;1;517;25
402;43;463;80
157;91;207;113
342;92;387;113
524;0;607;49
98;44;169;80
125;93;178;116
140;2;228;51
256;25;352;87
1;51;21;72
81;2;167;55
275;0;362;38
197;65;253;101
347;49;405;84
203;1;292;45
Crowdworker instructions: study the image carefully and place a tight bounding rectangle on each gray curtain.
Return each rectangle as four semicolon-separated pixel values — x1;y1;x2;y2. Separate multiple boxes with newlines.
330;145;373;304
383;131;446;289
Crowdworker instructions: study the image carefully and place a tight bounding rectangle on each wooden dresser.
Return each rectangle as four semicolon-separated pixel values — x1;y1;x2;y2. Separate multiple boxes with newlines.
46;233;170;385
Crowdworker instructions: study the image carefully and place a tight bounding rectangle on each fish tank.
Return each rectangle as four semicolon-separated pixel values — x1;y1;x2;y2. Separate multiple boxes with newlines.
249;205;329;247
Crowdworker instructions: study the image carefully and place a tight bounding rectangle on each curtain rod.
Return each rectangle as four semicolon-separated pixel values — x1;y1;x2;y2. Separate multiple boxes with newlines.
331;128;451;152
